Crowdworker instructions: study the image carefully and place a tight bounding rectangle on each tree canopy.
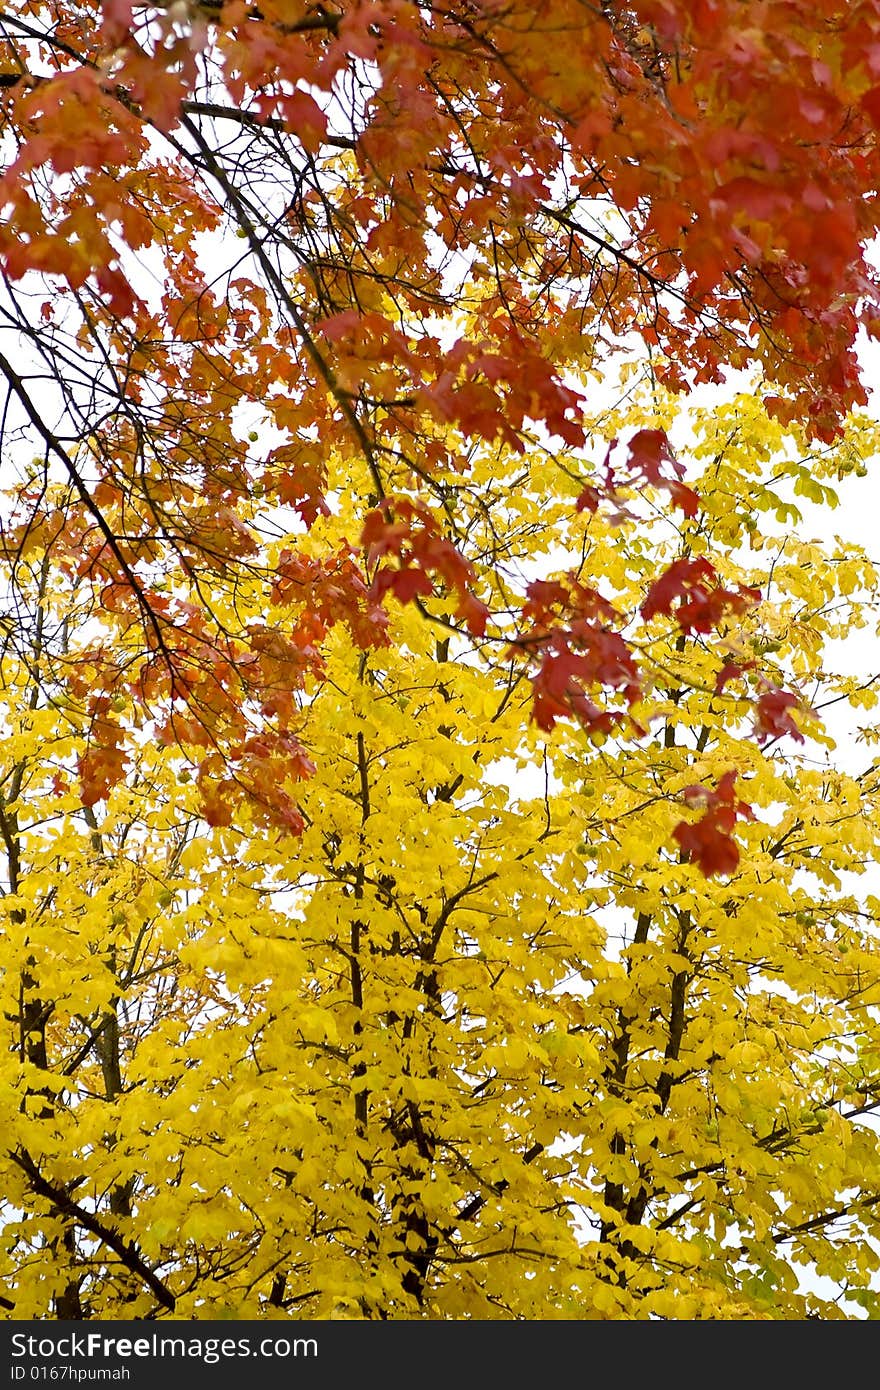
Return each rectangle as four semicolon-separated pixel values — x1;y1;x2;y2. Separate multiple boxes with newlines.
2;0;880;1320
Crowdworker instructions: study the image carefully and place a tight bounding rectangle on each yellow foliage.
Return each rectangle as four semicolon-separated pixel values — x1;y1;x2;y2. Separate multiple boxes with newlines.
2;389;880;1320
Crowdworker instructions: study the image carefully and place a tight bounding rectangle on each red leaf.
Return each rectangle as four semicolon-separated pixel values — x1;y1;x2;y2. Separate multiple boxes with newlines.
457;590;490;637
202;787;234;829
575;485;600;514
275;89;328;152
862;86;880;125
641;556;715;624
674;770;755;878
666;479;701;518
626;429;701;516
627;428;678;484
715;659;757;694
755;688;806;743
389;567;435;603
641;558;759;634
101;0;134;45
673;817;741;877
317;309;361;343
78;716;128;807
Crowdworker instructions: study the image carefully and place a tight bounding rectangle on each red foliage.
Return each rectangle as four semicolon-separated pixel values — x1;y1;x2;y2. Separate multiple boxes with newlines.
78;699;129;807
364;501;490;637
518;576;642;734
673;772;756;878
755;687;807;744
642;558;760;634
626;430;701;518
0;1;864;865
715;660;758;694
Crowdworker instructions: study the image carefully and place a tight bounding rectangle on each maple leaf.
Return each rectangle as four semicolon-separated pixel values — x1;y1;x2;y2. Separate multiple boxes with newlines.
574;484;600;514
673;771;756;878
641;557;760;633
363;501;488;635
626;428;700;517
387;566;435;603
266;446;330;528
523;577;617;628
755;687;806;743
673;814;741;877
101;0;134;43
528;622;639;733
77;704;129;806
715;659;757;694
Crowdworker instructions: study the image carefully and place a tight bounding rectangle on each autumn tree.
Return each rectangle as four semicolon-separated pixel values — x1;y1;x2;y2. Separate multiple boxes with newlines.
2;0;880;810
4;0;880;1320
2;387;880;1319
